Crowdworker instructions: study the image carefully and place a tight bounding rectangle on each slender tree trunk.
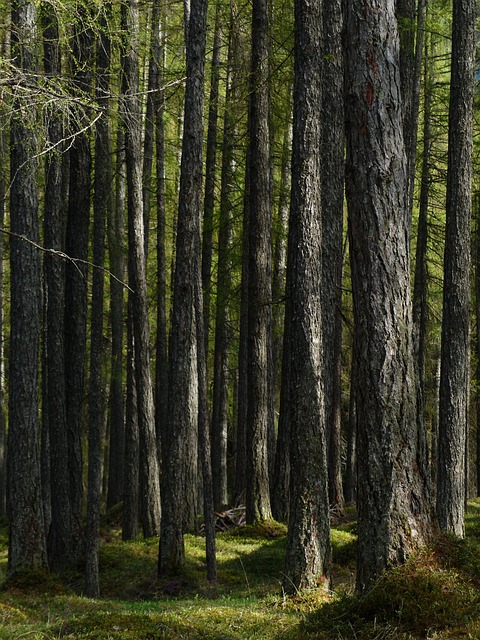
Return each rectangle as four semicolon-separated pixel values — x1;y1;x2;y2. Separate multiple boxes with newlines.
344;336;357;505
476;192;480;497
159;0;208;574
283;0;331;593
41;0;74;570
202;0;221;362
122;0;161;539
246;0;273;524
65;8;94;540
437;0;475;537
345;0;432;590
322;0;345;513
8;0;48;577
0;111;5;519
106;125;126;511
85;9;112;596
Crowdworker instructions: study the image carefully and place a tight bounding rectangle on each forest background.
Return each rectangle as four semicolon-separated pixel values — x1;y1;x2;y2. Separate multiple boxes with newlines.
0;0;478;609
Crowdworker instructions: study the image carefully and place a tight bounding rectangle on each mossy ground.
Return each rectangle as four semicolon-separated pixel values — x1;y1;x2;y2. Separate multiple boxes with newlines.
1;504;480;639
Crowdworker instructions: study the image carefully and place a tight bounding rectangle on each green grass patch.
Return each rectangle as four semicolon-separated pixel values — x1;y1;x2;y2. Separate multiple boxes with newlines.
4;504;480;638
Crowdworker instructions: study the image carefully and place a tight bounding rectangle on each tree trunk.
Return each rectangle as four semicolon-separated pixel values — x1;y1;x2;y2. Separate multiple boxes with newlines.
0;110;5;519
159;0;208;574
345;0;432;590
122;0;161;539
85;9;112;596
246;0;273;524
437;0;475;537
321;0;345;513
283;0;331;593
65;8;94;539
41;0;74;571
8;0;48;577
106;124;127;511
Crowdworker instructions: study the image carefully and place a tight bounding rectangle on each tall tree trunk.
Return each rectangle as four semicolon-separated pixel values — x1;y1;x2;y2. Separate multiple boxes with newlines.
65;7;94;541
121;0;161;539
437;0;475;537
283;0;331;593
41;0;74;570
345;0;432;590
0;108;6;519
321;0;345;513
202;0;221;363
8;0;48;577
158;0;208;574
246;0;273;524
106;125;126;511
85;8;112;596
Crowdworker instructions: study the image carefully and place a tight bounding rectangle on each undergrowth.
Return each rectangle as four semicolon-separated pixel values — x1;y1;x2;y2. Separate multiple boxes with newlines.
1;503;480;638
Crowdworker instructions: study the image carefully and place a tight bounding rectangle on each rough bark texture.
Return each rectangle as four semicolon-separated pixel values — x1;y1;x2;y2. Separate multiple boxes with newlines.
246;0;273;524
8;0;48;576
0;115;5;519
41;1;75;571
321;0;345;512
106;125;126;511
211;21;234;511
437;0;475;537
159;0;208;574
122;0;161;539
345;0;432;590
85;12;111;596
283;0;331;593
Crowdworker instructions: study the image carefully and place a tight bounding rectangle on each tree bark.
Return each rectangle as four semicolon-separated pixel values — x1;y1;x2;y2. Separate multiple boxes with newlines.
321;0;345;513
8;0;48;577
437;0;475;537
85;7;112;596
345;0;432;590
159;0;208;574
246;0;273;524
283;0;331;593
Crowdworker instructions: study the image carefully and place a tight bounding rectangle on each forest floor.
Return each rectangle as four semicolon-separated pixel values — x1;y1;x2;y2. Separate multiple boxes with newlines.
1;502;480;639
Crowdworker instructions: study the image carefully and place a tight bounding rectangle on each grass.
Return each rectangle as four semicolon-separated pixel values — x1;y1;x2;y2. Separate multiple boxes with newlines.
2;504;480;638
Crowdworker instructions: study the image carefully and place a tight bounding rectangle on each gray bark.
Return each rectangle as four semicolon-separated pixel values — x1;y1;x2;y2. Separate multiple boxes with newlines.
159;0;208;574
8;0;48;576
122;0;161;539
246;0;273;524
345;0;432;590
85;9;112;596
437;0;475;537
283;0;331;593
321;0;345;512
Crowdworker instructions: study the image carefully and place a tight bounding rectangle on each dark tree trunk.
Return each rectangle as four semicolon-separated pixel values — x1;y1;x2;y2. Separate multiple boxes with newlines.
476;192;480;497
65;9;94;539
106;125;127;511
437;0;475;537
41;0;74;571
211;15;235;511
202;1;221;362
122;0;161;539
159;0;208;574
123;307;140;541
246;0;273;524
321;0;345;513
8;0;48;577
85;9;112;596
283;0;331;593
0;113;5;519
345;0;432;590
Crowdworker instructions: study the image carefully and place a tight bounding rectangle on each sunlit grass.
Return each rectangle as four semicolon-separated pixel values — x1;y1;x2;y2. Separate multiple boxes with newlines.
2;503;480;638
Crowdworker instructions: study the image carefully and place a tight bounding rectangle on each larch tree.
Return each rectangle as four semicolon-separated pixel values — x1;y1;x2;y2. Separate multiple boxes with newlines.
41;0;73;570
282;0;331;593
437;0;475;537
321;0;345;512
344;0;432;590
8;0;48;577
159;0;209;574
121;0;161;539
246;0;273;524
